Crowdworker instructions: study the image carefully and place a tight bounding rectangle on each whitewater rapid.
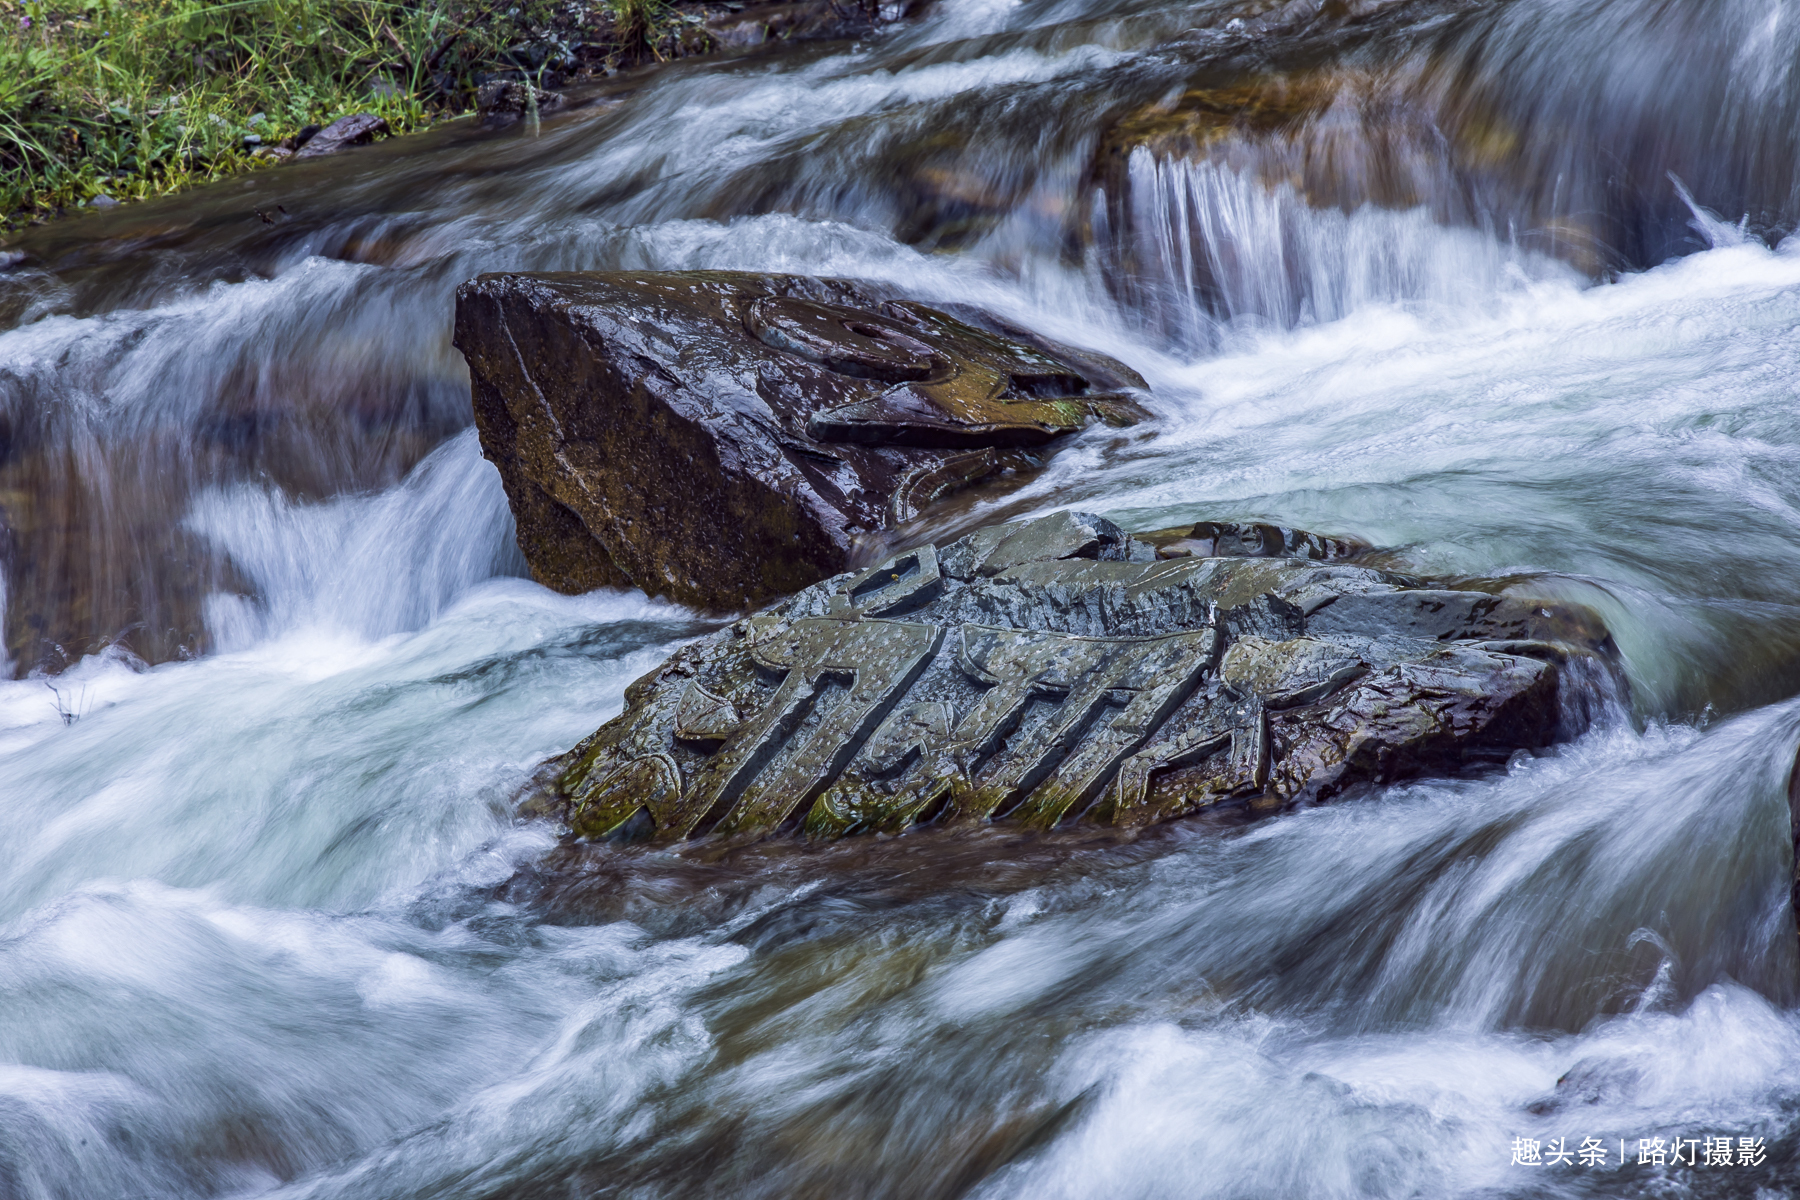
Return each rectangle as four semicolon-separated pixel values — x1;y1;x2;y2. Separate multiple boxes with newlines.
5;0;1800;1195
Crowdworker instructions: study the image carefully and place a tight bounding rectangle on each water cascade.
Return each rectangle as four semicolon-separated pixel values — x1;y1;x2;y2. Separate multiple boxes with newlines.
3;0;1800;1195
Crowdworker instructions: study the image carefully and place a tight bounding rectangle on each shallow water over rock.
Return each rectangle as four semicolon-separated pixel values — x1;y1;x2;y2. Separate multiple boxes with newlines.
4;0;1800;1196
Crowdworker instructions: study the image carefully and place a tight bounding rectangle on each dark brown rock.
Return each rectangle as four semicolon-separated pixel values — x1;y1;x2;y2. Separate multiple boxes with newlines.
475;81;565;124
452;270;1149;611
280;123;322;150
293;113;390;159
522;511;1620;846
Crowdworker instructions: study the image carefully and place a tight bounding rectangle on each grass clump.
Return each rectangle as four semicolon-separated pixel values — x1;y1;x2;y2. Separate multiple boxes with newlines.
0;0;701;227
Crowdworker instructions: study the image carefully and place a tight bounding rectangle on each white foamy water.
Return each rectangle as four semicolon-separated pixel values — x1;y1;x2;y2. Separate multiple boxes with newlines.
1111;153;1581;346
185;429;527;650
7;221;1799;1194
5;0;1800;1195
0;580;712;918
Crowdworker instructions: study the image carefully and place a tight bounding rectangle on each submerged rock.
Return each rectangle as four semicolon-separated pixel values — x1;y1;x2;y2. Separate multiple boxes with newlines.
525;511;1618;846
454;271;1148;610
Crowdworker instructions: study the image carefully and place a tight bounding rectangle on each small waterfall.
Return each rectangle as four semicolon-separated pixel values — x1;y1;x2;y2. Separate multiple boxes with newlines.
0;259;473;671
1090;0;1800;342
185;429;527;651
1109;151;1573;346
1411;0;1800;268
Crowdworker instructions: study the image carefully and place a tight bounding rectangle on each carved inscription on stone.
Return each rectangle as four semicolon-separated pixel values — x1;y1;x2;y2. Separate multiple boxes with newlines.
568;617;1217;843
682;617;943;839
808;625;1218;837
546;512;1619;846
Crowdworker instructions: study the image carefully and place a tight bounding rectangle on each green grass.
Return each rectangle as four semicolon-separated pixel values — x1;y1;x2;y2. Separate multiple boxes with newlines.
0;0;693;227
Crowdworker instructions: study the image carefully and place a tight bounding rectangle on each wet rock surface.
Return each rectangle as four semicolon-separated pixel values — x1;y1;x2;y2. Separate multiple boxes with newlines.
475;81;566;125
493;0;918;85
702;0;912;49
292;113;391;159
1135;518;1371;562
526;511;1618;847
453;270;1148;611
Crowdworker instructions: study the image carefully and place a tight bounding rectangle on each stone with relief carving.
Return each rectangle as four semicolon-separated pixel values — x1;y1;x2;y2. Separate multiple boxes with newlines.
523;512;1621;845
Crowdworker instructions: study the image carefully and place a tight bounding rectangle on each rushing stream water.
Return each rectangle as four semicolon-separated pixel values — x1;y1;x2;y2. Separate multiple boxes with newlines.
5;0;1800;1195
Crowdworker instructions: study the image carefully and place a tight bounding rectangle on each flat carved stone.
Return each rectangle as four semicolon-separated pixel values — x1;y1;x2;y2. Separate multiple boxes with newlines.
529;512;1622;845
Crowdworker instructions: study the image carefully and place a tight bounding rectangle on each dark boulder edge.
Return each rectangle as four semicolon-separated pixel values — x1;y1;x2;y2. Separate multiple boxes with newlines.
454;270;1150;612
519;511;1622;851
